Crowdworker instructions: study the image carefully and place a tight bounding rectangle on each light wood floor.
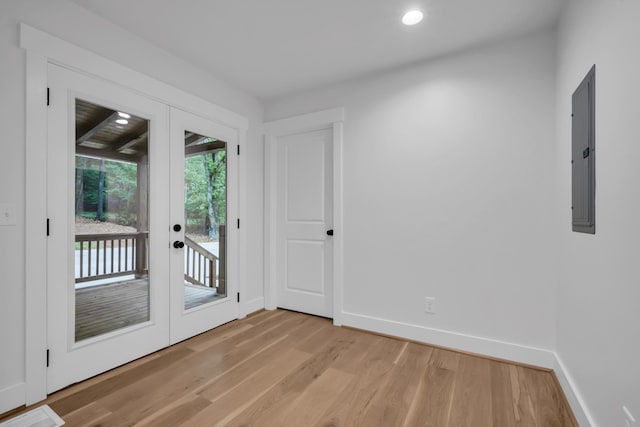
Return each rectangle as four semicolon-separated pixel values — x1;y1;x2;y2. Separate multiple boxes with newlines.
6;309;577;426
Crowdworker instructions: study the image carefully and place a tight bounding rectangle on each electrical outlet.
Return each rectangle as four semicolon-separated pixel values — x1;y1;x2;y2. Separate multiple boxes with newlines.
624;406;636;426
424;297;436;314
0;203;16;226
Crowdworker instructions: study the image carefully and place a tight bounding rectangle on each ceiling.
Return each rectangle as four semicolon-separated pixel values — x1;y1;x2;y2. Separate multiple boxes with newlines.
75;99;223;164
72;0;564;101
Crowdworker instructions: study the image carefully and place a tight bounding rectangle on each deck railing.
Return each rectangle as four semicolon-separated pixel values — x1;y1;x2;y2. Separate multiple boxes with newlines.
76;232;148;283
75;227;226;294
184;226;226;294
184;236;215;287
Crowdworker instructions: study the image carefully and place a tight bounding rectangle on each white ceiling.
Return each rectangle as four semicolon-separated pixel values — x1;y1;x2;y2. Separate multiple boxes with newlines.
72;0;564;101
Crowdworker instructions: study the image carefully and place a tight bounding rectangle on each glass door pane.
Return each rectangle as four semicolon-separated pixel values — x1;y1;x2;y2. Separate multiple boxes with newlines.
183;131;227;310
74;99;150;341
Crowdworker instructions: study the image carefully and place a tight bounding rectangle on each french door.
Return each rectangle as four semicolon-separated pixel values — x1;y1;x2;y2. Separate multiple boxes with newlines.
169;108;238;344
46;64;238;393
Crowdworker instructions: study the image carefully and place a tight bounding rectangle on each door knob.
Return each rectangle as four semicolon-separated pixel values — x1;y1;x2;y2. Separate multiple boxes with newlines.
173;240;184;249
326;229;334;236
173;224;182;232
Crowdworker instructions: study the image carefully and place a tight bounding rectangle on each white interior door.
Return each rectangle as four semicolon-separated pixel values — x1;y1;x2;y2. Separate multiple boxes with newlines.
169;108;239;344
46;64;171;392
276;128;333;317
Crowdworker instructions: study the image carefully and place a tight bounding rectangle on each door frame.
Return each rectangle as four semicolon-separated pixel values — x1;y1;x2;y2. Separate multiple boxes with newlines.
22;23;248;405
263;108;344;326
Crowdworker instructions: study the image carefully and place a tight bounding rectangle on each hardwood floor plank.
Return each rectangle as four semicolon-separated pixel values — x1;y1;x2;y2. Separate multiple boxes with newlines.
244;308;283;324
277;368;355;426
183;348;312;426
509;364;540;426
179;318;257;352
448;353;493;427
332;334;382;373
61;402;111;427
183;322;254;352
196;316;327;401
490;361;518;426
404;365;456;427
429;347;461;370
522;368;579;427
292;325;337;353
93;315;310;425
223;333;354;426
134;394;211;427
314;336;405;427
49;346;194;416
358;342;433;427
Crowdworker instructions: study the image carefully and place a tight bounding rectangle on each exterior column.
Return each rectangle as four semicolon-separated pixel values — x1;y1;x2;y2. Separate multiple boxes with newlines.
135;155;148;278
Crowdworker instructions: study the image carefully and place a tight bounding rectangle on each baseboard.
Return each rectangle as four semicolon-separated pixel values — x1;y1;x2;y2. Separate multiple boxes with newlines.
242;297;265;317
340;311;556;369
0;382;25;415
553;353;597;427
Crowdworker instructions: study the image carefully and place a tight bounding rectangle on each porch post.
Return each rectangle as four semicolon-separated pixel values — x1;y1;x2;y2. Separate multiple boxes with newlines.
135;155;149;278
218;224;226;295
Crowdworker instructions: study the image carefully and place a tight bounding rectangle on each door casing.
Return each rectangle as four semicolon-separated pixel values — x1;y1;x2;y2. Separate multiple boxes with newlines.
264;108;344;325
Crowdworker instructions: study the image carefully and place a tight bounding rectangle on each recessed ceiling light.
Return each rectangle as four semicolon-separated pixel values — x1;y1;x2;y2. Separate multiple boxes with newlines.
116;119;128;125
402;10;424;26
118;112;131;119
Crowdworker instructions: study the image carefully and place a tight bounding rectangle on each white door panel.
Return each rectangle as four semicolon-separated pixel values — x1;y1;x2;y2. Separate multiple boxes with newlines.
46;64;170;393
277;128;333;317
286;240;326;294
285;140;326;221
169;107;239;344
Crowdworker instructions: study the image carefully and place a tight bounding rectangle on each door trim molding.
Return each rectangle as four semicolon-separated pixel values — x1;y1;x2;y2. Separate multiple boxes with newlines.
24;48;48;406
20;24;248;130
22;23;248;406
263;108;344;325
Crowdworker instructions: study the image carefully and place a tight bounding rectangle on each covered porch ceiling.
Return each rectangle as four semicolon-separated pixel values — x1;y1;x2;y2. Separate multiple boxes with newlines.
75;98;226;163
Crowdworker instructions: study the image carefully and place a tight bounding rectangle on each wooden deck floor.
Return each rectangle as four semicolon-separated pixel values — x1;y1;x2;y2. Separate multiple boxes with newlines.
8;309;578;426
75;279;220;341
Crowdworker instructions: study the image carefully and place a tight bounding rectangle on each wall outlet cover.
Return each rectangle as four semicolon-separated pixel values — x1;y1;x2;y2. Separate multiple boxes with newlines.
424;297;436;314
0;203;17;226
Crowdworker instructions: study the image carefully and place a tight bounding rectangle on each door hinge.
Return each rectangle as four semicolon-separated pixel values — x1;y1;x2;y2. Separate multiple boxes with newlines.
237;145;240;156
46;218;50;236
237;218;240;229
47;88;50;106
237;292;240;303
46;349;50;367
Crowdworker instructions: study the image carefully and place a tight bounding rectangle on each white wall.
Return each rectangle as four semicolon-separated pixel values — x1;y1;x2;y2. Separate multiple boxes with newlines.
267;31;559;360
555;1;640;426
0;0;264;412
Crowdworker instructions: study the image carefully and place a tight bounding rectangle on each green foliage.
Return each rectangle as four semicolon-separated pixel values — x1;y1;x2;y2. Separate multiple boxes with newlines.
204;150;227;224
104;161;138;225
76;147;226;235
76;156;139;226
184;156;209;222
184;149;226;236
